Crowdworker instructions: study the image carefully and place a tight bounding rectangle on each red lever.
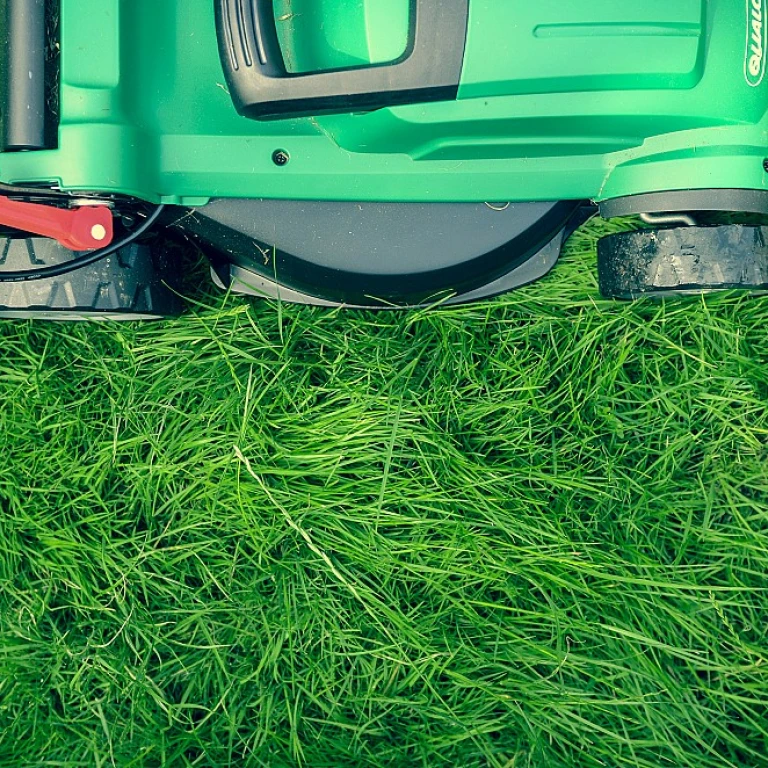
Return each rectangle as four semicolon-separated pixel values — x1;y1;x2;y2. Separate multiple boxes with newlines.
0;197;114;251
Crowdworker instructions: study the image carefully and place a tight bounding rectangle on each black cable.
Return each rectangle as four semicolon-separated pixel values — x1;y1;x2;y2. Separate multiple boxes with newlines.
0;204;166;283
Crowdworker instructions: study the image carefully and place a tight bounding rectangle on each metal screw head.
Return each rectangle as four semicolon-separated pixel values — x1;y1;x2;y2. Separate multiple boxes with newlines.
272;150;290;167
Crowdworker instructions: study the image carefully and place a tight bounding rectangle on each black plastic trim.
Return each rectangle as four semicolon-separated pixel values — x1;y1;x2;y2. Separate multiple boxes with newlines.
215;0;469;119
599;189;768;218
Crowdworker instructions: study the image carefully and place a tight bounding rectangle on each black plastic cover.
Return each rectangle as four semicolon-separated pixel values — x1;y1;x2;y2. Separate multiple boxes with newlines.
174;199;581;307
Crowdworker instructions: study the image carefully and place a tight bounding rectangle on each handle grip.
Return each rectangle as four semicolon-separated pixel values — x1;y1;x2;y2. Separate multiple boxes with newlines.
1;0;46;149
216;0;469;120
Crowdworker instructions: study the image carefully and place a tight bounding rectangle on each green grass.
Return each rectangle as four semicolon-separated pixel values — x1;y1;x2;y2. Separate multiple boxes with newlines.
2;218;768;766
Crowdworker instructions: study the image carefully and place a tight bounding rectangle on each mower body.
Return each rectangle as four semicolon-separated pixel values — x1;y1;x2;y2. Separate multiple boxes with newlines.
1;0;768;312
2;0;766;205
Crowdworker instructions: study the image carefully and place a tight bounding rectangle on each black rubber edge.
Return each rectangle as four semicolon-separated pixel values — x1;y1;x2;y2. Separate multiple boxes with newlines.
598;224;768;299
599;189;768;218
215;0;469;119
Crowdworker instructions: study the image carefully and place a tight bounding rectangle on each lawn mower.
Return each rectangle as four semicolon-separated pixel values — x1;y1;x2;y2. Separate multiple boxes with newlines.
1;0;768;318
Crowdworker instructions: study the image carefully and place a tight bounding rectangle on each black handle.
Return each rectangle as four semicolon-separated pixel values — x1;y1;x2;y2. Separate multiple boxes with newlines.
216;0;469;120
1;0;46;150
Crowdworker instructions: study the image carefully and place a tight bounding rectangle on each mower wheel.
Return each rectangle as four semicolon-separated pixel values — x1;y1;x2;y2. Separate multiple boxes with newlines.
0;238;183;320
598;224;768;299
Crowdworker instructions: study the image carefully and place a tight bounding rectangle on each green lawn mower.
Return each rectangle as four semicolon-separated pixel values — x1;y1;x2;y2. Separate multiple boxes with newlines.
1;0;768;318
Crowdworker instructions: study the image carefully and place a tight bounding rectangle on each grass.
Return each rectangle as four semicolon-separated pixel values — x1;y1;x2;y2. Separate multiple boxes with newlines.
1;217;768;766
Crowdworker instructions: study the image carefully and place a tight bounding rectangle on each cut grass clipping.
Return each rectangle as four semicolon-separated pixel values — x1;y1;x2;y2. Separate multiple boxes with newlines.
1;217;768;767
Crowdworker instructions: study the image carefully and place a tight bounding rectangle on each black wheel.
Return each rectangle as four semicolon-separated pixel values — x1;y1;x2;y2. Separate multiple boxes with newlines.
0;237;184;320
597;224;768;299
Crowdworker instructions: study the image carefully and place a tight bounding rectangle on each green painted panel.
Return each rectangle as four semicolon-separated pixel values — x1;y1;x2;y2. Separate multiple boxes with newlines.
273;0;410;73
460;0;706;98
0;0;765;207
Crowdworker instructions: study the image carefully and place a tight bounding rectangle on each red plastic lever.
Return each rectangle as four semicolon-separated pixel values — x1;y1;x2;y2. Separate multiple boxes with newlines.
0;197;114;251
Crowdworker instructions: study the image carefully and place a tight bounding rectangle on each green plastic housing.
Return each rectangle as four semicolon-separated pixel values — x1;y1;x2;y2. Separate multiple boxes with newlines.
0;0;766;207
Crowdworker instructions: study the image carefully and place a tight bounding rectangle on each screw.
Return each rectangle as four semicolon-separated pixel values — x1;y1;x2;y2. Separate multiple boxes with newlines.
91;224;107;242
272;149;290;167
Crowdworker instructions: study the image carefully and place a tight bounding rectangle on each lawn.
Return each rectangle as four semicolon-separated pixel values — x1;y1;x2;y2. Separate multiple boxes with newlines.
1;218;767;767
